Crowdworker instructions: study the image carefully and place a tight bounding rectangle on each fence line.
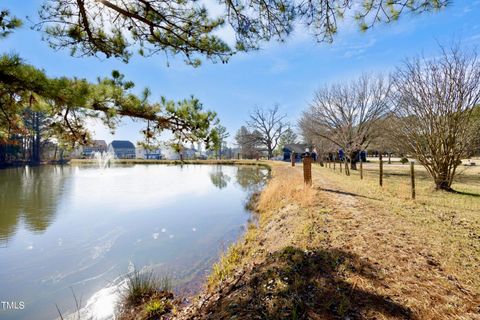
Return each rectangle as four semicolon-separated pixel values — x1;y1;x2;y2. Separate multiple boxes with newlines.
318;156;418;200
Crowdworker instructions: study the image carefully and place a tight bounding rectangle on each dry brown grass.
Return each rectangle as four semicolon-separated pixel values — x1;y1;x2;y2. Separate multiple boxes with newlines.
175;161;480;320
206;163;316;290
256;163;317;213
312;162;480;319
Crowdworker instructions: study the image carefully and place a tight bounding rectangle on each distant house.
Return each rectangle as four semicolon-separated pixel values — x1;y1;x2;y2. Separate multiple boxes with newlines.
162;146;201;160
108;140;136;159
70;145;84;159
136;146;162;160
181;147;197;160
336;149;367;162
82;140;107;158
282;144;309;162
162;147;180;160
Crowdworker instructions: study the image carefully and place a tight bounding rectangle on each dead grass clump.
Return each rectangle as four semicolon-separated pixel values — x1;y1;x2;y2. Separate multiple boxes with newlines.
257;166;316;213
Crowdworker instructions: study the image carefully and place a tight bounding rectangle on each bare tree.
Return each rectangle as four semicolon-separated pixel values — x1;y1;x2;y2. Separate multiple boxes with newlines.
368;115;409;161
247;105;287;159
391;45;480;191
300;74;391;169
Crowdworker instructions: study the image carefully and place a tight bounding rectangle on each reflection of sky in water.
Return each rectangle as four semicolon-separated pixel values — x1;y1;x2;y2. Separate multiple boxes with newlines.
0;164;267;320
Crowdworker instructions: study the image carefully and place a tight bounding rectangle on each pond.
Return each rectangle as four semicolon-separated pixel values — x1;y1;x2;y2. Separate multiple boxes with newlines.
0;164;268;320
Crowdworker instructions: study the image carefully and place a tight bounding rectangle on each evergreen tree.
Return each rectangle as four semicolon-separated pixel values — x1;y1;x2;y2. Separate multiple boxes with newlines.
32;1;447;65
212;124;230;159
275;127;297;156
0;54;220;163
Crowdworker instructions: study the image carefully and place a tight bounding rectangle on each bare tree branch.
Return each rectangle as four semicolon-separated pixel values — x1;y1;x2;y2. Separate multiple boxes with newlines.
391;44;480;191
300;74;391;168
246;105;287;159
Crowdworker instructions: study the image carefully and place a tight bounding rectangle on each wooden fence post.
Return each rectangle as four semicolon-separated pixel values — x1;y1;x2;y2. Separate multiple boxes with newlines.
333;159;336;171
379;153;383;187
339;158;342;173
410;161;416;199
291;152;295;167
360;158;363;180
303;155;312;186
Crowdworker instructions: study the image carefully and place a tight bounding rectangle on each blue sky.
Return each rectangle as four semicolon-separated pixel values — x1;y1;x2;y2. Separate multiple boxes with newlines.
2;0;480;146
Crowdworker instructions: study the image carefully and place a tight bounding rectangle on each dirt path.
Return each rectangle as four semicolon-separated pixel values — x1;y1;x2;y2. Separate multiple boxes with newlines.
313;168;479;319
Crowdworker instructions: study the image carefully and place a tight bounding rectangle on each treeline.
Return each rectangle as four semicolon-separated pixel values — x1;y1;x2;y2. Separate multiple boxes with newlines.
299;45;480;191
233;45;480;191
0;0;451;166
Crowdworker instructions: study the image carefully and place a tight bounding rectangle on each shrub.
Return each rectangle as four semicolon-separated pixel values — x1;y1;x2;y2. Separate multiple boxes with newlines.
143;299;173;319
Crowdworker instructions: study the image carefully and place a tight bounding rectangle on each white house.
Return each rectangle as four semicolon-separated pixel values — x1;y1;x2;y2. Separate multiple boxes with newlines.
136;146;162;159
82;140;107;158
162;146;199;160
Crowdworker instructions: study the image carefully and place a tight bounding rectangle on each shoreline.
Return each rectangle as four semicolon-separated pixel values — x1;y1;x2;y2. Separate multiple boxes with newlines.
71;158;271;168
0;159;271;170
171;161;317;319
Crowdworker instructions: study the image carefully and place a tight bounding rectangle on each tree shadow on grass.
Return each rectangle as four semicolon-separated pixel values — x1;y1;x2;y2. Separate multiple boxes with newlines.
451;190;480;198
318;187;381;201
202;247;414;320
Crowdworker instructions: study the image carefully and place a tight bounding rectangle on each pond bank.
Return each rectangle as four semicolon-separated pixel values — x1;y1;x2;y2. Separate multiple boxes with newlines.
121;161;479;320
70;158;269;168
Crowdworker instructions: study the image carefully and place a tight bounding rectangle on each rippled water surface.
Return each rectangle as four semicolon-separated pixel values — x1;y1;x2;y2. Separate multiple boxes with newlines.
0;164;268;320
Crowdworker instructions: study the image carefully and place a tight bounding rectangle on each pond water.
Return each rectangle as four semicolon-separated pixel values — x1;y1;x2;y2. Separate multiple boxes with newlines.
0;164;268;320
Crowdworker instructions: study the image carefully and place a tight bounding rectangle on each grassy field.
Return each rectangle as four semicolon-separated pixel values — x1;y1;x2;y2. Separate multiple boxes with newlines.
324;159;480;210
174;161;479;320
313;161;480;316
317;161;480;283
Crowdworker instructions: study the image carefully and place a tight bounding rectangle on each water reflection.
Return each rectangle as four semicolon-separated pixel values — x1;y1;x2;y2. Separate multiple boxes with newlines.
0;166;65;244
0;165;269;244
209;166;231;189
235;165;270;192
0;164;268;320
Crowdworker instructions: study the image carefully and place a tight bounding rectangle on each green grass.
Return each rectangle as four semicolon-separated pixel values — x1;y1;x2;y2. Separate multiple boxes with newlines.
208;243;243;289
143;299;173;320
123;269;172;307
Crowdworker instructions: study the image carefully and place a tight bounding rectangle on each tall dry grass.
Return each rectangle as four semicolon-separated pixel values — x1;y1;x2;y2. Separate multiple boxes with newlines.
207;163;316;291
256;164;316;214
